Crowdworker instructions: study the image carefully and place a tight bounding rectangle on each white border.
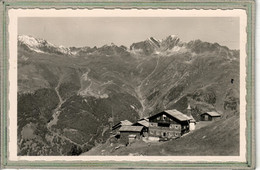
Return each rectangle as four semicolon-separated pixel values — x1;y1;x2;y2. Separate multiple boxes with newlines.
8;9;247;162
255;2;259;168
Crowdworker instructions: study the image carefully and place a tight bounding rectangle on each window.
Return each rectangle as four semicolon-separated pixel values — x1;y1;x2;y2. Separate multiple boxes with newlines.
158;123;170;127
163;132;166;137
175;133;179;137
175;125;179;129
150;123;157;127
163;115;166;120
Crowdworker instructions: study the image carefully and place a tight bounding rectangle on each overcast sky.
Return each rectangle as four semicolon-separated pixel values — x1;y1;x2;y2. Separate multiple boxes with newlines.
18;17;239;49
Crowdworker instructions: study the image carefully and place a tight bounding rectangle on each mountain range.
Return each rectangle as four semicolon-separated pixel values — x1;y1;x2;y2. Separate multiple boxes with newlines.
17;34;240;156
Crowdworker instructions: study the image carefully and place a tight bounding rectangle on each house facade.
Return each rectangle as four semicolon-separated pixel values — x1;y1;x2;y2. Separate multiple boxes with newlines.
118;125;144;145
148;109;191;139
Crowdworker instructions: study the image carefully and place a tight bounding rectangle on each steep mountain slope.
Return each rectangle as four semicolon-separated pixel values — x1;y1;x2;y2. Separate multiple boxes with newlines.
17;35;239;155
83;115;239;156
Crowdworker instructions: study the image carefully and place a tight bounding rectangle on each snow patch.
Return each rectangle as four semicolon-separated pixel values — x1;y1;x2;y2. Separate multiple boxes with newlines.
18;35;76;55
154;51;161;55
170;34;178;39
130;105;135;109
100;94;109;99
18;35;43;47
171;46;181;52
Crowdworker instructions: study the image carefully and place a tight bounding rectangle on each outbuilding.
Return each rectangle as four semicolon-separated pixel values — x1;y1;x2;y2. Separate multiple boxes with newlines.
200;111;221;121
118;125;144;145
111;120;133;135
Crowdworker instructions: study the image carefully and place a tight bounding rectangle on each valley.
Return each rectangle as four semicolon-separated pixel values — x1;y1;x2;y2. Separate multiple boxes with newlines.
17;35;240;156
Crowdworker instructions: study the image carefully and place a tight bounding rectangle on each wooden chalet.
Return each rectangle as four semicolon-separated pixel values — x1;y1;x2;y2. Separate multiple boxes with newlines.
118;125;145;145
111;120;132;135
132;119;149;137
111;106;196;143
200;111;221;121
148;109;192;139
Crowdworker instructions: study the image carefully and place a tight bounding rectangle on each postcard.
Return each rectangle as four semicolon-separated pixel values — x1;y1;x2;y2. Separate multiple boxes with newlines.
1;0;255;169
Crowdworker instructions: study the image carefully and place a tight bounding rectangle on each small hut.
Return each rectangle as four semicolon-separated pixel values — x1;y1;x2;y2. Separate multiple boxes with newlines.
200;111;221;121
111;120;133;135
118;126;144;145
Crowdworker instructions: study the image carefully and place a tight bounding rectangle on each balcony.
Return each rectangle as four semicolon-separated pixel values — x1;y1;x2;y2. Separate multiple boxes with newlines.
150;120;172;124
149;126;181;132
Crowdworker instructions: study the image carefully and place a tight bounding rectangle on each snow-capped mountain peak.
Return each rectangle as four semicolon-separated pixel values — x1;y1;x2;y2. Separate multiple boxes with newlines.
129;35;185;55
18;35;75;55
18;35;41;46
169;34;178;39
18;35;54;47
18;35;47;53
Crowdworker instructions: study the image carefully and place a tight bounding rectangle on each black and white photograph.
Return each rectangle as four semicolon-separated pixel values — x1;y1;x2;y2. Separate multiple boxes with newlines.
16;15;243;156
4;7;252;167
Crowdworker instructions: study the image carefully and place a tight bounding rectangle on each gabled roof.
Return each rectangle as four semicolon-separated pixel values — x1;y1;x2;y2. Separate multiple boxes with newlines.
148;109;192;122
136;120;149;127
120;120;133;126
164;109;192;121
119;125;143;132
138;117;149;121
203;111;221;117
112;120;132;129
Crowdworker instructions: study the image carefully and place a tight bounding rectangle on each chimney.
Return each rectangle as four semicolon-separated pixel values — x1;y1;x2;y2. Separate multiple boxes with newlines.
187;104;191;117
